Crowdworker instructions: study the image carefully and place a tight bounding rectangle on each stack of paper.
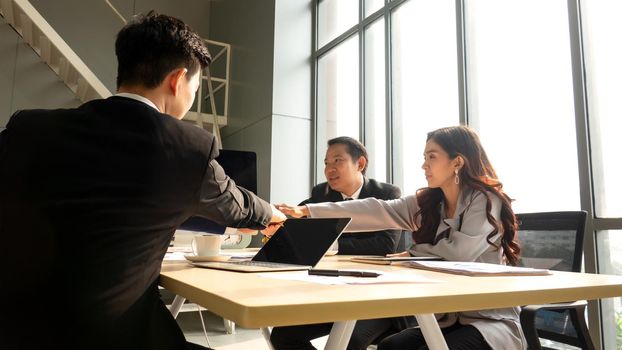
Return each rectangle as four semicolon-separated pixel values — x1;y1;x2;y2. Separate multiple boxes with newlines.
398;261;551;276
351;256;442;265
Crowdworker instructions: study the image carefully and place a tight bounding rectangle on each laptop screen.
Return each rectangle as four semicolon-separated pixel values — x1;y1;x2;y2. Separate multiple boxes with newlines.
253;218;351;266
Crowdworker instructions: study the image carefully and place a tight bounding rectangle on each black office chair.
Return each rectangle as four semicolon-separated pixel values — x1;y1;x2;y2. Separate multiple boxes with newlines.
516;211;595;350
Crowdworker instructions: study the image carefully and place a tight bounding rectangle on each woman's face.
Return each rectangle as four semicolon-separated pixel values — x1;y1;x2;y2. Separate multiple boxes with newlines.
421;140;459;189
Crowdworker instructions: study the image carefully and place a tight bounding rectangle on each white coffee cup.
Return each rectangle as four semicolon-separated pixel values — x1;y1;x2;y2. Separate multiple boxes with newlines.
191;234;221;257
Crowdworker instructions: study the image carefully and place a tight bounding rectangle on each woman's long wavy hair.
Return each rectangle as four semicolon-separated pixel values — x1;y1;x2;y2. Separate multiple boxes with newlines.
413;126;521;266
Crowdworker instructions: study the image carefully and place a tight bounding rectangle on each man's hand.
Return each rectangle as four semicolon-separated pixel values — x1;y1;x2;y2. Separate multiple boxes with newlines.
260;222;284;237
236;228;258;235
259;204;287;237
386;251;410;258
274;204;309;218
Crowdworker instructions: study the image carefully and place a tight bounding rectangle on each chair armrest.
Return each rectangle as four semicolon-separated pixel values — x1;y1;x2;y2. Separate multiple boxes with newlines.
520;300;595;350
522;300;587;313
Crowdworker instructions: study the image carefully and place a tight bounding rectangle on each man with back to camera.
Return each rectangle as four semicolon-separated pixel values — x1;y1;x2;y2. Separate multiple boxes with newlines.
0;11;285;350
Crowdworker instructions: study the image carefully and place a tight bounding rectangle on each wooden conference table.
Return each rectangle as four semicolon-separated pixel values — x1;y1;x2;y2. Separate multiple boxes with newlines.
160;255;622;350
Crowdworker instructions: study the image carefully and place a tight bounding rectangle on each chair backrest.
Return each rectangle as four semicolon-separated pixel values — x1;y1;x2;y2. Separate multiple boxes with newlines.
516;211;587;273
516;211;589;342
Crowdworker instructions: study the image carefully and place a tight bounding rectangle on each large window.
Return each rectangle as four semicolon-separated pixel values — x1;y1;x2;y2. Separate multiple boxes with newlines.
582;1;622;218
313;0;622;347
316;34;359;177
364;18;387;181
391;0;459;195
582;1;622;348
464;0;580;213
317;0;358;48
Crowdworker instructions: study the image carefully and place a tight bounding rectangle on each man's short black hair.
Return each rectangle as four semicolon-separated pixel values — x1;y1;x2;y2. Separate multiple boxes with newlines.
115;10;212;89
327;136;369;174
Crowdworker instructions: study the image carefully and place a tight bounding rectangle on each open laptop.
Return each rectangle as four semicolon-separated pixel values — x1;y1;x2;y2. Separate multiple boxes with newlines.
192;217;351;272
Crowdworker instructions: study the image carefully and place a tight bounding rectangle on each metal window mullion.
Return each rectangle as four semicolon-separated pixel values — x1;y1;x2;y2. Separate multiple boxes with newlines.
360;0;365;142
311;0;319;186
384;2;393;182
384;0;409;188
456;0;468;125
594;218;622;230
317;0;405;57
316;25;360;58
567;0;601;348
387;0;409;12
567;0;596;271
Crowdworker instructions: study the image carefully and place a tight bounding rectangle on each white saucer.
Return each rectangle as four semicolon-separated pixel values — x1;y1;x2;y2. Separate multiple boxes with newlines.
184;254;231;262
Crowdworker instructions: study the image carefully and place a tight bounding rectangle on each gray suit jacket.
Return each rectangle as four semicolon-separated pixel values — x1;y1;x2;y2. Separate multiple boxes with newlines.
306;187;526;350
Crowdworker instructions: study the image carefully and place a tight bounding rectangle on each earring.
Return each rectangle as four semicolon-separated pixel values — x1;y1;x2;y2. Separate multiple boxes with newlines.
454;169;460;185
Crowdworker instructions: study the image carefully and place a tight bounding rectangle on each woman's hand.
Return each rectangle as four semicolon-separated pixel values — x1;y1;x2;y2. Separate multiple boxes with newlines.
386;251;410;258
274;204;309;218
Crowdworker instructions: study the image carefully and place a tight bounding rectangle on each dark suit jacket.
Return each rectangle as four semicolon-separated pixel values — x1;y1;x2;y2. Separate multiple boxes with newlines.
300;177;402;255
0;96;271;350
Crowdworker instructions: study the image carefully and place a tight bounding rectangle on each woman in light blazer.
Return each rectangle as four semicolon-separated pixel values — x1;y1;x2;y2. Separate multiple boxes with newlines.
276;126;524;350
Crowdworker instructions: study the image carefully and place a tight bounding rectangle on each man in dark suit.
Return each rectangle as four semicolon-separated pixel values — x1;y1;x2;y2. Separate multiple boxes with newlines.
270;136;415;350
301;136;401;255
0;11;285;350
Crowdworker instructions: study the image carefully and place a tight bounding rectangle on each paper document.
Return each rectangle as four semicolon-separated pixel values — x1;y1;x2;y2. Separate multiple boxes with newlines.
398;261;551;276
351;255;443;265
259;270;441;285
163;251;188;262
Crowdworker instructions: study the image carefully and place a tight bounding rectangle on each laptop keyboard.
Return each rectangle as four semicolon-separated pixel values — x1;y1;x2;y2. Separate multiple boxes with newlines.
226;261;303;268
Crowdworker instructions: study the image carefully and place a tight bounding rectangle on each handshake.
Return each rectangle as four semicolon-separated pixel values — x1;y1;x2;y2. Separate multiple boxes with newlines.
237;203;310;237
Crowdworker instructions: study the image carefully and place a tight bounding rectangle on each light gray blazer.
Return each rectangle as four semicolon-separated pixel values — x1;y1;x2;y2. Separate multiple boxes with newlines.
306;187;526;350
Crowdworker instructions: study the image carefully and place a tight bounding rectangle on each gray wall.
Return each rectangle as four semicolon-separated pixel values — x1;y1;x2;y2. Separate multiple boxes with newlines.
208;0;312;204
207;0;276;204
28;0;212;93
29;0;122;93
0;17;80;129
208;0;312;245
0;0;211;124
269;0;312;204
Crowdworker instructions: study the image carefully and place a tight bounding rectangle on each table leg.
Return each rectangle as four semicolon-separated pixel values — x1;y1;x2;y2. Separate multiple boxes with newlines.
223;319;236;334
415;314;449;350
261;327;275;350
169;295;186;319
324;320;356;350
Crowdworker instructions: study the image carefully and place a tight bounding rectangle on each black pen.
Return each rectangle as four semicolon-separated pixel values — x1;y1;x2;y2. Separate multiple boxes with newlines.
308;269;380;278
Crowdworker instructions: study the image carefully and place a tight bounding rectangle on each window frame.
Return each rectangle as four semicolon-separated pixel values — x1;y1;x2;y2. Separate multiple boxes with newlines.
311;1;622;346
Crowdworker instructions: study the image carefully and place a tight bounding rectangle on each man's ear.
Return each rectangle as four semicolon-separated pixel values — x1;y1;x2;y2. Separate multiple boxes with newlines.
168;68;188;96
357;156;367;173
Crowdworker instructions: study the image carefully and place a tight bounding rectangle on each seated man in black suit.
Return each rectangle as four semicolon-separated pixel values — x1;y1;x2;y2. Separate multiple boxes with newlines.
270;136;415;350
0;11;285;350
301;136;402;255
